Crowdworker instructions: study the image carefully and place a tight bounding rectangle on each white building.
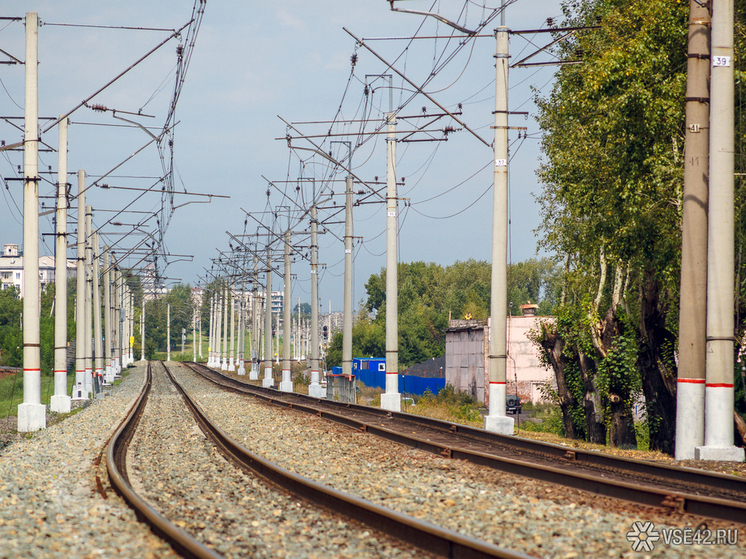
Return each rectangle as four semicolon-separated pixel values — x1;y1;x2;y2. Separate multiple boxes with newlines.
0;244;76;298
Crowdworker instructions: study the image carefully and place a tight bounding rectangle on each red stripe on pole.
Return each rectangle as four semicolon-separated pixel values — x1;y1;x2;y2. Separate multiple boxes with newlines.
489;381;507;385
386;372;398;375
706;383;734;388
677;378;706;384
23;368;41;372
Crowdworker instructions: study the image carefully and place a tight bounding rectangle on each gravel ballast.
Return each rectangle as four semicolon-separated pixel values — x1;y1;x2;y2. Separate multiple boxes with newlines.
131;362;436;559
0;363;178;559
173;363;746;559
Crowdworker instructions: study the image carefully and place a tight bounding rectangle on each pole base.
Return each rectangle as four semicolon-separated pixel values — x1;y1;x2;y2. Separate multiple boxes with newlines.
279;380;293;393
309;383;325;399
380;392;401;412
50;395;71;414
262;371;274;388
17;403;46;432
237;366;246;376
484;414;515;435
249;371;259;381
695;445;745;462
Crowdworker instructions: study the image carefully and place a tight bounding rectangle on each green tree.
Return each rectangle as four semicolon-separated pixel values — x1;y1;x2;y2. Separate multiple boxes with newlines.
327;258;558;369
532;0;687;451
0;286;23;367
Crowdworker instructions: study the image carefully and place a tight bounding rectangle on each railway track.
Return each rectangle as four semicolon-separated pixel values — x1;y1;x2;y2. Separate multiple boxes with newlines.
106;361;535;559
185;361;746;526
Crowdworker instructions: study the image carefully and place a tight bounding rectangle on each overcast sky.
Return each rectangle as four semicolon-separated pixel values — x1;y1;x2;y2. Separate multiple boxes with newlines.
1;0;564;314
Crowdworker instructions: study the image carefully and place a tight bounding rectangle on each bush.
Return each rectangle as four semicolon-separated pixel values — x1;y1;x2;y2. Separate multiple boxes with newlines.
518;404;564;436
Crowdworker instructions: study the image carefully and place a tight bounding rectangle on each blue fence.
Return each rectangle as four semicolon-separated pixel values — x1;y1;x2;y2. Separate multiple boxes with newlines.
331;359;445;396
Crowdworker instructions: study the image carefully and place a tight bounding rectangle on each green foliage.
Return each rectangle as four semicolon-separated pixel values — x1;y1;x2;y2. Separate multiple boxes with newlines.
413;384;484;426
536;0;686;278
635;420;650;452
333;258;559;369
0;370;75;416
596;315;641;416
293;302;311;318
0;286;23;368
518;405;565;436
144;283;194;353
532;0;688;451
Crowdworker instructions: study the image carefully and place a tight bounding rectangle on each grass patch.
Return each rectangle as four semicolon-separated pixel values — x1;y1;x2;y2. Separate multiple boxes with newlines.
516;402;564;436
0;372;77;419
112;370;130;387
399;384;485;428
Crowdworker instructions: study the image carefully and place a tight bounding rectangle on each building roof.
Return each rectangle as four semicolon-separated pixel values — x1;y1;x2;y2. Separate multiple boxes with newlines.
445;319;487;332
402;355;446;378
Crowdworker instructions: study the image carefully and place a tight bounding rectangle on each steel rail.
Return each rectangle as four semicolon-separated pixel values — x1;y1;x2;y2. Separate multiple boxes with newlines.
185;362;746;525
106;362;223;559
163;362;535;559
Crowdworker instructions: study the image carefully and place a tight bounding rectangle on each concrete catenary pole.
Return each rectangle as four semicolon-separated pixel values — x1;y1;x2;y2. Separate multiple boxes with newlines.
275;310;280;364
309;203;324;397
484;26;514;435
104;247;113;381
295;297;303;361
51;116;71;413
213;292;219;367
122;286;129;367
381;112;401;412
698;0;744;462
73;172;86;399
114;268;121;375
167;303;171;362
263;249;274;387
141;297;145;362
92;232;104;390
129;291;134;364
222;283;229;369
193;308;197;363
229;287;236;371
198;300;202;360
342;174;354;377
18;12;45;431
209;295;215;366
84;205;93;396
250;257;260;379
280;231;293;392
239;286;246;374
128;291;134;364
216;288;223;367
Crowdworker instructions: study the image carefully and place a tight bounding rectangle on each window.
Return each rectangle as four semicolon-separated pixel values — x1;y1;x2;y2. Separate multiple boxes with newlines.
1;272;10;279
15;272;20;280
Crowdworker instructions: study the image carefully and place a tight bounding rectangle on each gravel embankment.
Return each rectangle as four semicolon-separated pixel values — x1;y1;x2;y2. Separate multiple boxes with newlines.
133;362;436;559
0;363;179;559
173;363;746;559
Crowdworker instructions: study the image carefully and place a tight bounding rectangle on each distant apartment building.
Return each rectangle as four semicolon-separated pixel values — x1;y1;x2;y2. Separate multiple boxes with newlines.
0;243;75;298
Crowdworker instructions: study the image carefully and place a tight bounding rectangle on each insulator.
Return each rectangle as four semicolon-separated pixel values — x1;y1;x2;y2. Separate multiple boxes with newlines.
90;104;108;112
547;17;554;27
